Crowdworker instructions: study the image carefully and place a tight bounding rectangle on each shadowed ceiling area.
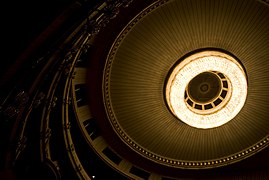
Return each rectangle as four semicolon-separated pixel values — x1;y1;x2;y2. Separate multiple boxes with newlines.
1;0;269;179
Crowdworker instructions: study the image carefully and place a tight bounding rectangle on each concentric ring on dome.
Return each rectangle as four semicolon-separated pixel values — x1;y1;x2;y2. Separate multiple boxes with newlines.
165;50;247;129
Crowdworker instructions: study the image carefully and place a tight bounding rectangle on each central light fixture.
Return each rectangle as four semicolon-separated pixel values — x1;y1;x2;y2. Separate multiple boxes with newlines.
165;50;248;129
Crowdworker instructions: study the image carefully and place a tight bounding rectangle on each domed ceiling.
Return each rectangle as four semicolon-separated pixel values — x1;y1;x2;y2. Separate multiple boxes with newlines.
95;0;269;171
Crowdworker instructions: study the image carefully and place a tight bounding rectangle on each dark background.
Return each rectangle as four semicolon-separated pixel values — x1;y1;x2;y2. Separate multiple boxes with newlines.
1;0;75;74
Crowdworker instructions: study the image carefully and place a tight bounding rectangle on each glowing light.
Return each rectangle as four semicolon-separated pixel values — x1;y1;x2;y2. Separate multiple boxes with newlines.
166;51;247;129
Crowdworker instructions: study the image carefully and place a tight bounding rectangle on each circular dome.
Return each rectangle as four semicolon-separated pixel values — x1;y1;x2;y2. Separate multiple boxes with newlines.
165;50;247;129
102;0;269;169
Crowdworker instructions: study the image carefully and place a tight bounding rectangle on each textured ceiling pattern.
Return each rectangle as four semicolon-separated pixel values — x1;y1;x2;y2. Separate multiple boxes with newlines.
103;0;269;168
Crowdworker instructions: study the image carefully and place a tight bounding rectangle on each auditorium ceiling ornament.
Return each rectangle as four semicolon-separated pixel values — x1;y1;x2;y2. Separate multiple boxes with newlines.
165;50;247;129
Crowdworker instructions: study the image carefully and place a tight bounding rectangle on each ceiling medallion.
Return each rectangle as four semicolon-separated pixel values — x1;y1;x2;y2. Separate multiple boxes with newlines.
165;50;248;129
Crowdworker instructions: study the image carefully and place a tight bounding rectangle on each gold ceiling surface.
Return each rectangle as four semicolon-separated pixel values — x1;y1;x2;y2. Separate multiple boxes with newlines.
103;0;269;168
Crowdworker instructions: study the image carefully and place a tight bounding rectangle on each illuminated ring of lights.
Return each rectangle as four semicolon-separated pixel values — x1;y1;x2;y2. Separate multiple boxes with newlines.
165;50;248;129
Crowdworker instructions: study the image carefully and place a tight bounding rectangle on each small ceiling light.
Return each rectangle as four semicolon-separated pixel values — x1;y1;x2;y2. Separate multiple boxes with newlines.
165;50;247;129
